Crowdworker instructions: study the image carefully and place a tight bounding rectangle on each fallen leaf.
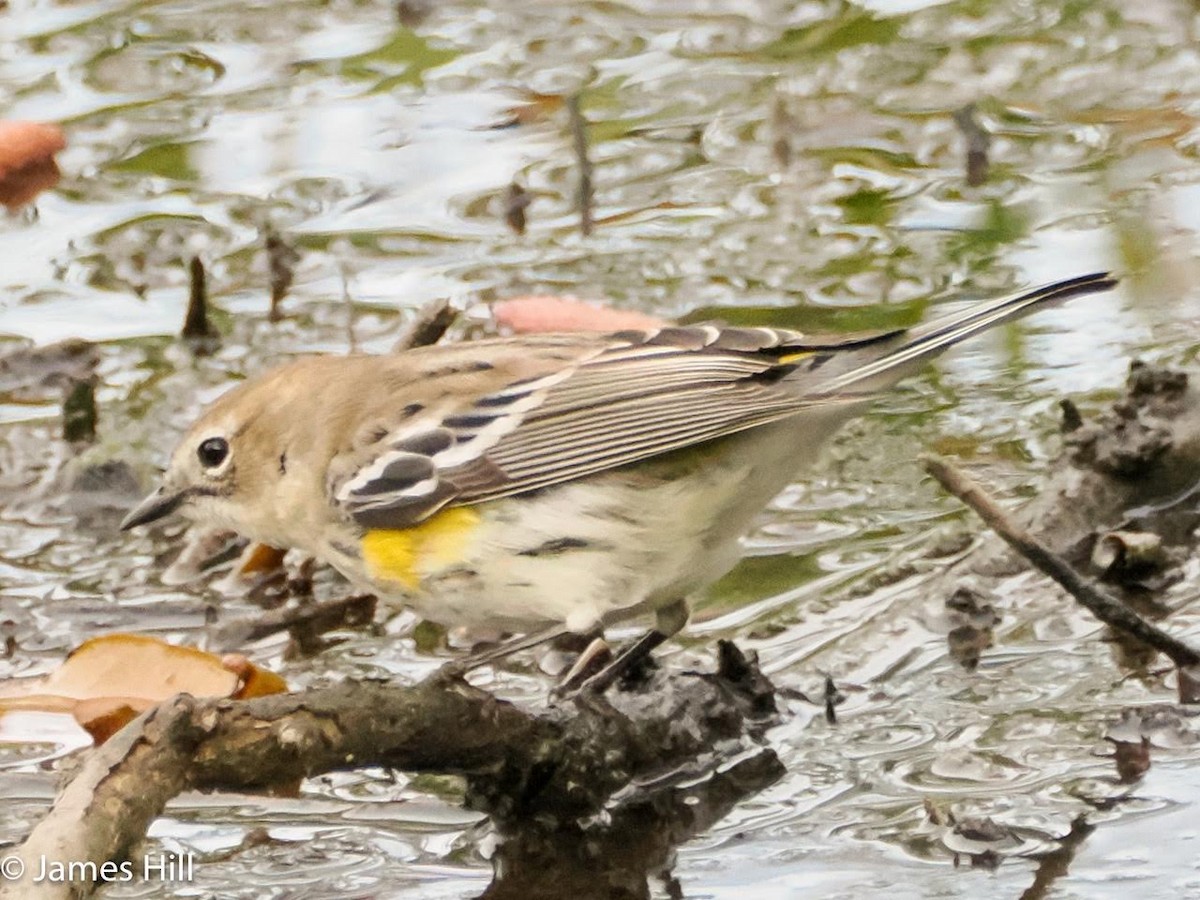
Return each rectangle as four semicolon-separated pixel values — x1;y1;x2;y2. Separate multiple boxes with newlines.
221;653;288;698
493;91;564;128
238;542;288;577
0;634;287;744
493;296;668;333
73;697;147;744
0;120;66;211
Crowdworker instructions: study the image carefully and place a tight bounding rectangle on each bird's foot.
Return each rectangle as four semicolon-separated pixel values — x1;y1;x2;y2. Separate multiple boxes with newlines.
555;628;667;701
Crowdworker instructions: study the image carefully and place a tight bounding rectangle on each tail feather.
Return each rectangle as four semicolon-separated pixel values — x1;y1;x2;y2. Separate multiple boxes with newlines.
821;271;1118;394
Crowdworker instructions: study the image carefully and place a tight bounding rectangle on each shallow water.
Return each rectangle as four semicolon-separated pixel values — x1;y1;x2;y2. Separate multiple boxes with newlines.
4;0;1200;897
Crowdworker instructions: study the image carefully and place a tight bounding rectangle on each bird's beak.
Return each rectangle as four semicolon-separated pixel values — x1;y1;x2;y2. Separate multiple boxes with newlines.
120;485;186;531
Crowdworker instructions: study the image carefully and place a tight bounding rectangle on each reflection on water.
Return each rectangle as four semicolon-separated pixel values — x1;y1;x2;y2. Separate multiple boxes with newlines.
3;0;1200;896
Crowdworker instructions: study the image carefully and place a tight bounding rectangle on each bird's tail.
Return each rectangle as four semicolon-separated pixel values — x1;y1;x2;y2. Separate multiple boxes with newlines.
819;271;1118;395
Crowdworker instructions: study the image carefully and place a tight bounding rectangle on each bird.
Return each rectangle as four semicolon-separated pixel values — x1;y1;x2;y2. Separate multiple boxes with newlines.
122;272;1117;687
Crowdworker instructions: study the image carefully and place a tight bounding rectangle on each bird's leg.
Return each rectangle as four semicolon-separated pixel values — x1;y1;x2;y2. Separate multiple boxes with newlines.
439;623;571;678
567;598;690;696
552;635;613;690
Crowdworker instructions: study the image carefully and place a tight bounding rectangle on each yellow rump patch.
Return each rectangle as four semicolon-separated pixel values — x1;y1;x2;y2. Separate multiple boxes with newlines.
776;350;813;365
361;507;481;590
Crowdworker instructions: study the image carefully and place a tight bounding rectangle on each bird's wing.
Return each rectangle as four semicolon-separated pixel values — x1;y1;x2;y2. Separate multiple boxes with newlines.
334;325;894;529
335;269;1118;530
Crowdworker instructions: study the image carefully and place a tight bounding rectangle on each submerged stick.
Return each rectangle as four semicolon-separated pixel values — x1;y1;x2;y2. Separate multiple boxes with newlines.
952;104;991;187
567;94;593;237
923;454;1200;670
504;181;531;235
61;377;97;444
265;227;299;322
181;257;218;353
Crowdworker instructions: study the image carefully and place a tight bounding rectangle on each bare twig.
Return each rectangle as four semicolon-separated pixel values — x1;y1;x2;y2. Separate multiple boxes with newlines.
923;454;1200;670
265;228;299;323
504;181;532;235
567;94;593;237
395;0;432;28
339;262;357;353
209;593;377;651
951;104;991;187
1018;817;1095;900
392;298;458;352
61;377;97;444
4;700;204;900
770;95;796;169
181;257;218;352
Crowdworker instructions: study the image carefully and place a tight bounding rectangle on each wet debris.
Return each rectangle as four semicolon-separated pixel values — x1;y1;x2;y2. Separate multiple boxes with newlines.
0;634;287;746
2;620;16;659
1020;816;1095;900
939;361;1200;589
1179;664;1200;705
181;256;219;353
1109;735;1152;784
395;0;432;28
946;816;1019;869
61;376;97;444
160;528;245;585
58;460;143;529
714;640;777;719
503;181;532;235
1090;529;1167;582
210;593;378;656
1065;361;1187;479
161;531;378;654
265;227;300;323
822;675;844;723
951;104;991;187
1101;705;1200;783
236;542;289;580
1106;705;1199;750
770;95;797;169
1059;397;1084;433
567;93;594;237
0;338;98;399
924;802;1053;871
944;585;999;670
925;451;1200;700
491;90;565;130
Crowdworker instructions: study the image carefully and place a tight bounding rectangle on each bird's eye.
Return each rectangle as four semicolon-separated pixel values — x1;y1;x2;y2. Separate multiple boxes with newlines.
197;437;229;469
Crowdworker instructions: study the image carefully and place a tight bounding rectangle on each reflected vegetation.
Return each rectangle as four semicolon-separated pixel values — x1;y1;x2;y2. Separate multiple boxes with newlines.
3;0;1200;897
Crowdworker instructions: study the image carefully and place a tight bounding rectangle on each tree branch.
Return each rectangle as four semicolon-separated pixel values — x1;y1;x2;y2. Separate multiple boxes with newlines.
924;454;1200;671
4;644;779;899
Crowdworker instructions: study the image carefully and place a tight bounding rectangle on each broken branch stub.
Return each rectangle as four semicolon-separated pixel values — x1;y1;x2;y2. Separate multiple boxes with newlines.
6;643;780;898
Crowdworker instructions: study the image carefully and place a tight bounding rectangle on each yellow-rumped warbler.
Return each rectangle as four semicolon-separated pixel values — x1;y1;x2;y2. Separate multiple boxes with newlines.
123;273;1115;677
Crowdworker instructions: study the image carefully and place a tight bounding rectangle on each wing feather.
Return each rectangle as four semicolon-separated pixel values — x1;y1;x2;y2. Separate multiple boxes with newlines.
336;325;895;528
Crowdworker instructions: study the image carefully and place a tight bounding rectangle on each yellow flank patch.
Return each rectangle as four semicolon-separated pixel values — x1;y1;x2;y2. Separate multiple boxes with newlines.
776;350;813;365
361;507;481;590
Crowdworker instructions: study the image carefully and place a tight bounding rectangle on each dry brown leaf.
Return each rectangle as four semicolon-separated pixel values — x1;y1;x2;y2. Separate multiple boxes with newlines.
73;697;149;744
222;653;289;698
238;542;288;577
0;120;66;211
0;634;287;744
496;91;564;128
